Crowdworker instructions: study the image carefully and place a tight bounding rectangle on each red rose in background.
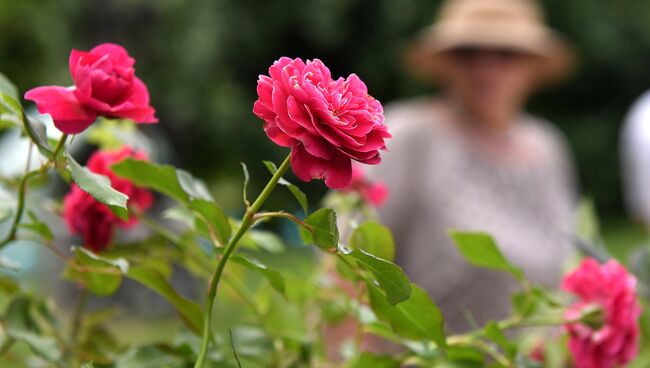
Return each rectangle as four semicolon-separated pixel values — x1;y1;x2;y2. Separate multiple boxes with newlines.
25;43;157;134
63;147;154;252
85;146;154;228
253;57;390;189
562;258;641;368
342;165;389;207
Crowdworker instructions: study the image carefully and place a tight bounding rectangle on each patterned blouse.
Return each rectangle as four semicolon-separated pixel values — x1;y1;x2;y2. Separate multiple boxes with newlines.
368;98;576;332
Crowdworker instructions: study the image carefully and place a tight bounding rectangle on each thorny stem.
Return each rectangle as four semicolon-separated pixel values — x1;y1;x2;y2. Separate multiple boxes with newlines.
254;211;310;228
446;312;581;365
0;134;69;248
193;154;291;368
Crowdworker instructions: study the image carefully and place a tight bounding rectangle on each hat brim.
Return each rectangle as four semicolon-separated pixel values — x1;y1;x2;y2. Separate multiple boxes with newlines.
406;22;575;86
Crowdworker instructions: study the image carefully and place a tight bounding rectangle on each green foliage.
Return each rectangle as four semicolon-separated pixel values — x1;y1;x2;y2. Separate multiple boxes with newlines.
0;72;17;99
126;266;203;334
63;247;127;296
230;255;286;295
3;296;62;362
366;282;446;348
111;158;191;204
450;231;526;283
67;154;129;220
349;221;395;262
300;208;339;250
241;162;251;206
0;93;23;132
87;118;148;150
341;246;411;305
484;321;517;359
189;199;231;245
351;352;400;368
2;35;647;367
23;115;51;156
18;210;53;241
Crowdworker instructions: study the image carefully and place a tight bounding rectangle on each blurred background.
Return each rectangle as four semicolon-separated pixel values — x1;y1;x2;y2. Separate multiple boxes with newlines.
2;0;650;249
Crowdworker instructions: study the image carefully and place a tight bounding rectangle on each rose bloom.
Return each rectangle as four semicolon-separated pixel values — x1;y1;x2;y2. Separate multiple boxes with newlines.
342;165;389;207
63;147;154;252
25;43;157;134
562;258;641;368
253;57;390;189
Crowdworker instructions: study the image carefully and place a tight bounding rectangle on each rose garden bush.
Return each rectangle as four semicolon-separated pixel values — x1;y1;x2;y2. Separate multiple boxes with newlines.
0;43;647;367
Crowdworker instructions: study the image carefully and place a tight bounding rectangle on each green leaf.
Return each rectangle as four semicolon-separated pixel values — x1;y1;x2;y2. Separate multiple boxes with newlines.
115;346;183;368
126;266;203;334
231;255;285;295
241;162;250;206
512;286;562;319
18;210;53;241
1;90;52;155
111;159;214;208
7;330;61;362
0;93;21;116
176;169;213;201
189;199;231;244
111;158;188;203
263;160;308;213
299;208;339;249
484;321;516;358
349;221;395;262
0;72;18;99
444;346;485;364
63;247;127;296
449;231;525;283
86;118;143;150
67;154;129;220
367;282;446;347
576;198;600;241
24;115;52;155
4;297;62;362
511;291;538;318
264;293;307;341
240;229;285;253
0;90;21;130
351;352;400;368
0;111;21;131
341;246;410;305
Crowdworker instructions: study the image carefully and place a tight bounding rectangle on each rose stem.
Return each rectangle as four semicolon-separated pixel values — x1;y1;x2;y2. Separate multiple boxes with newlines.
194;154;291;368
0;134;68;248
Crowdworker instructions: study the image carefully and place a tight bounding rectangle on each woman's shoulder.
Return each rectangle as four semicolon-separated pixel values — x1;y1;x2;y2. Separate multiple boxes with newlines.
518;113;572;164
520;114;567;144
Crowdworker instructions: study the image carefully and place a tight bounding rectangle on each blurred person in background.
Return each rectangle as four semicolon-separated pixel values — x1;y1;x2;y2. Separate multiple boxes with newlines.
369;0;578;332
622;92;650;230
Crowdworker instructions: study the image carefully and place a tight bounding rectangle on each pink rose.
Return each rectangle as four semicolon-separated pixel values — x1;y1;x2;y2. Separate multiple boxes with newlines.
25;43;157;134
562;258;641;368
342;165;389;207
63;147;154;252
63;187;116;252
86;146;154;227
253;57;390;189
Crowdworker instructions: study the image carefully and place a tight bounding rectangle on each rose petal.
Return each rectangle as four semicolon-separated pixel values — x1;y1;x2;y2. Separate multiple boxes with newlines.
25;86;97;134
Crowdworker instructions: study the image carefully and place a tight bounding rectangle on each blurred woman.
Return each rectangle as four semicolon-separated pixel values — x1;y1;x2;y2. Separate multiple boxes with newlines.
369;0;577;332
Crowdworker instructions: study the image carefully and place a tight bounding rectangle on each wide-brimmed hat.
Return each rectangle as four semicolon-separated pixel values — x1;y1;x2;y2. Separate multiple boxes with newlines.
407;0;575;84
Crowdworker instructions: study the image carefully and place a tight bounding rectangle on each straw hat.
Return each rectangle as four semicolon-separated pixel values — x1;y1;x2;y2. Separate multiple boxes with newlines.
407;0;575;84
